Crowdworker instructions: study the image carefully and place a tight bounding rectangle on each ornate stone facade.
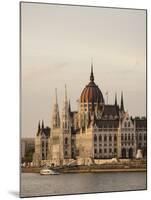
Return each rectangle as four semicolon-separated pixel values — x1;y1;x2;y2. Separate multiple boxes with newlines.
33;64;147;166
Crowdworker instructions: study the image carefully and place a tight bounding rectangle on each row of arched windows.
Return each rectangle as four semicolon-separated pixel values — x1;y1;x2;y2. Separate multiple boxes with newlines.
139;134;147;140
41;141;48;160
124;121;131;127
94;148;117;154
94;134;117;142
121;134;134;141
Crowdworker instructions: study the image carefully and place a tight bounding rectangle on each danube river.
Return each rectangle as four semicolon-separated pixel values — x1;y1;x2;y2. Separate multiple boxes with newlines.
21;172;146;197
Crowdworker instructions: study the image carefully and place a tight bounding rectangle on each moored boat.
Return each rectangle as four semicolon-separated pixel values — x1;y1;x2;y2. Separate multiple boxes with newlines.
40;168;60;175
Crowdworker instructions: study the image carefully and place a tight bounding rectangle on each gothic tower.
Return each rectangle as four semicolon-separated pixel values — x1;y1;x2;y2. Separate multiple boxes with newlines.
51;88;60;129
48;89;61;163
61;85;72;159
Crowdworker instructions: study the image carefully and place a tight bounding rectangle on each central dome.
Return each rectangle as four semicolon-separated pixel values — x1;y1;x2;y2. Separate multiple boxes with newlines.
80;65;104;104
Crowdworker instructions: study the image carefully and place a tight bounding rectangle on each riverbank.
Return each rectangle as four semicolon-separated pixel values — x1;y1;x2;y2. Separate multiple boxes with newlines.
59;168;146;173
21;166;147;173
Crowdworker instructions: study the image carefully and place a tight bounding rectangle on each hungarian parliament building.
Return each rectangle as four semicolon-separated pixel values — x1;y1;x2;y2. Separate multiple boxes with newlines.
33;64;147;166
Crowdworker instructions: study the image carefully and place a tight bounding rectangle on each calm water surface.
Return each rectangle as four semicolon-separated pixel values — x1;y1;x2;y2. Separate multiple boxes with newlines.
21;172;146;197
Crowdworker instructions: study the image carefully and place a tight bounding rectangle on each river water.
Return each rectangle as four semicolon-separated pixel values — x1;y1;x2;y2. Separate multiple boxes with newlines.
20;172;147;197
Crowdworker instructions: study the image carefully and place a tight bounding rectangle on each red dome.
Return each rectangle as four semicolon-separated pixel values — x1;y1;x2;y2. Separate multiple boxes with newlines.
80;66;104;104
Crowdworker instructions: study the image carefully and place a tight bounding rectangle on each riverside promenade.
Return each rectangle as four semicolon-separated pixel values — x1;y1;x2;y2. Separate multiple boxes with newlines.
22;159;147;173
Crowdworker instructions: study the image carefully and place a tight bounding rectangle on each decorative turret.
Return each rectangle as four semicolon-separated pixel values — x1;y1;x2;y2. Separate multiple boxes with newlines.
52;88;60;129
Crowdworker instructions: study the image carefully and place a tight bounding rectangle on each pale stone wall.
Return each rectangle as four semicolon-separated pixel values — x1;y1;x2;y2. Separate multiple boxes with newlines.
136;130;147;149
50;128;62;161
76;127;93;158
62;131;72;159
33;136;41;166
93;128;118;159
120;115;136;158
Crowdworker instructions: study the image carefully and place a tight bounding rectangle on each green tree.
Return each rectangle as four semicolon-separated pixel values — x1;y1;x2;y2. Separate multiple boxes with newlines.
24;147;34;163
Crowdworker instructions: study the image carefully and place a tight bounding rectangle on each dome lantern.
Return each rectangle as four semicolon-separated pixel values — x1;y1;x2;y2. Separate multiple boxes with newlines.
90;62;94;82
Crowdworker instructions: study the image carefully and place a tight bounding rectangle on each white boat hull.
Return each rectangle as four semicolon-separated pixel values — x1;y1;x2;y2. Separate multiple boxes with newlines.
40;169;60;175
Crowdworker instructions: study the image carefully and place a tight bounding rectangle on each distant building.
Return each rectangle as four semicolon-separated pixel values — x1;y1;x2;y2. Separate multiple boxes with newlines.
33;122;50;165
33;64;147;166
21;138;35;162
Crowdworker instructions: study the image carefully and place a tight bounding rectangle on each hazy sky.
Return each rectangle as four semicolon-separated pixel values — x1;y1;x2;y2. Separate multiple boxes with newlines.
21;2;146;137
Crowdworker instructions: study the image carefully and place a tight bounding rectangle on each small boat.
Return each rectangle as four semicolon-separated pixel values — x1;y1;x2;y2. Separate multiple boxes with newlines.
40;168;60;175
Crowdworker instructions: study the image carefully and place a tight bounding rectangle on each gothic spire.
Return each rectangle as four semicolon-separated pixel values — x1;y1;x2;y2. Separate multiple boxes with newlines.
65;84;67;102
38;120;40;132
68;99;71;113
42;120;44;129
115;92;117;106
120;91;124;111
55;88;58;104
62;84;70;130
90;60;94;82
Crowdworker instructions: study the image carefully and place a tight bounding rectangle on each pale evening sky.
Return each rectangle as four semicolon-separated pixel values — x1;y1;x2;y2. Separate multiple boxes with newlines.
21;2;146;137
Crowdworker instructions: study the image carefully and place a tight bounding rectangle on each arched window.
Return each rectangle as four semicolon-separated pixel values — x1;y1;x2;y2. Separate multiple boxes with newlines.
65;137;68;145
124;122;127;127
42;141;45;148
71;139;74;145
104;135;107;142
99;135;102;142
114;135;117;142
125;134;127;141
128;122;130;127
42;153;45;160
128;134;130;140
94;134;97;142
139;134;142;140
121;134;123;140
46;142;48;149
